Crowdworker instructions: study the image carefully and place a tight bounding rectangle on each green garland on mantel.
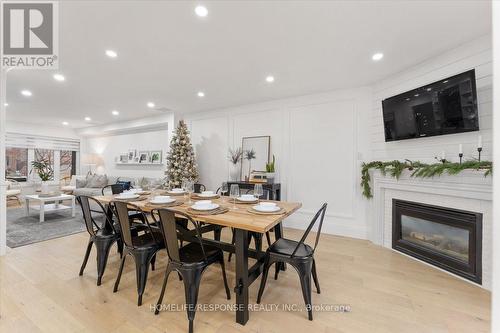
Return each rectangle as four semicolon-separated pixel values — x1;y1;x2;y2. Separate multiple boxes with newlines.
361;159;492;199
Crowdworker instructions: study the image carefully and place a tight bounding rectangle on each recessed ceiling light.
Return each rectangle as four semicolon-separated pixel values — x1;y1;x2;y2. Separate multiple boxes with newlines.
147;102;155;108
426;88;432;91
84;117;91;121
195;5;208;17
443;80;449;83
265;75;275;83
372;53;384;61
414;94;419;97
21;90;32;96
197;91;205;97
405;98;410;101
112;110;119;116
53;74;65;81
105;50;117;58
62;121;69;126
4;103;8;107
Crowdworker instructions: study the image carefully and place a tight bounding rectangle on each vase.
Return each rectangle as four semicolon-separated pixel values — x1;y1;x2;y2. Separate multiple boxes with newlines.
230;164;240;181
40;181;50;194
266;172;276;184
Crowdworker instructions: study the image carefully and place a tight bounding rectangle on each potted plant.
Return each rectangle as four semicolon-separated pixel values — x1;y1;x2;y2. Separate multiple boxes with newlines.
228;148;243;181
265;155;276;183
244;149;256;181
31;160;54;194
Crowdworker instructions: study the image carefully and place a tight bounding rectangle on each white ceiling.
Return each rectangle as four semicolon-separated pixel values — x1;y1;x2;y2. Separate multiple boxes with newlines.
4;0;491;128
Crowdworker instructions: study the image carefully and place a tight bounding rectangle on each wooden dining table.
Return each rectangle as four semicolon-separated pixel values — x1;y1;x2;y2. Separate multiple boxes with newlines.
93;193;302;325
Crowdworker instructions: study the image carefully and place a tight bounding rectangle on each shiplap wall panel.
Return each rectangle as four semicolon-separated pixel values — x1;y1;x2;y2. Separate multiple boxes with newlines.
371;35;492;163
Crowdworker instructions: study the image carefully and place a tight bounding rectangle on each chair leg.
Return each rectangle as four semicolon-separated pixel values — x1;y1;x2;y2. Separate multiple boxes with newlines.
182;269;203;333
133;251;156;306
256;256;272;304
94;238;115;286
117;239;124;258
219;255;231;300
254;233;263;253
311;258;321;294
151;254;156;271
228;228;236;262
155;263;173;315
294;261;313;321
113;254;127;292
79;240;93;276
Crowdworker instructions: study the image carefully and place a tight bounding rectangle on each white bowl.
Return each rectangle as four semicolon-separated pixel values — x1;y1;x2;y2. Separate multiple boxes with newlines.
202;191;214;195
199;191;216;197
253;204;280;212
192;203;219;211
171;188;184;192
260;202;277;207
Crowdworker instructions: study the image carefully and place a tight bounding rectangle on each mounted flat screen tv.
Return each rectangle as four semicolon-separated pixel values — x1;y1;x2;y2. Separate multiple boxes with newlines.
382;70;479;142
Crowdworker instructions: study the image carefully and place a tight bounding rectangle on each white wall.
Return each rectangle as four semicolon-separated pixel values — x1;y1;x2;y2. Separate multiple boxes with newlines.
79;113;175;179
184;88;372;239
371;35;492;162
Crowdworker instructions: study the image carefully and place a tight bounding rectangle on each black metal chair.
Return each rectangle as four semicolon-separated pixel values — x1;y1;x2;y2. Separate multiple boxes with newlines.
112;201;165;306
101;183;125;195
194;183;206;194
153;208;231;333
257;203;327;321
77;195;123;286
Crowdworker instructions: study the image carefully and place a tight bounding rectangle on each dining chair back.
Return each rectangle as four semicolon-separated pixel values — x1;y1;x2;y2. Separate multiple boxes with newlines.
291;202;327;257
102;183;124;195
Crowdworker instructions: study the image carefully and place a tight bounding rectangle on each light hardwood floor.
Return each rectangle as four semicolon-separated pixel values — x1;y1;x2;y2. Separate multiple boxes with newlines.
0;225;491;333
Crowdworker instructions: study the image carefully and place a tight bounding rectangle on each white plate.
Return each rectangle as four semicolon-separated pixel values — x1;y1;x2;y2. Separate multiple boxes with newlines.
150;198;176;204
191;203;220;211
198;193;218;198
252;204;280;212
116;194;140;200
167;191;186;195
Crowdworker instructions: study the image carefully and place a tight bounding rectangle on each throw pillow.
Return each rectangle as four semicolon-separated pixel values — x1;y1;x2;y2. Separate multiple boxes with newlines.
116;180;131;191
87;174;108;188
76;179;88;188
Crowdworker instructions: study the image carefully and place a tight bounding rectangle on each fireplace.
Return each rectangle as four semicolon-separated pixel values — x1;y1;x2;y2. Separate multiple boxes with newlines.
392;199;482;284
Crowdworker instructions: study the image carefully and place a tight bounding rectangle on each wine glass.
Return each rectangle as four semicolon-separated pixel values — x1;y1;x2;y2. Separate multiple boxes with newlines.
221;182;228;202
181;179;187;199
186;180;194;204
230;184;240;210
254;184;264;202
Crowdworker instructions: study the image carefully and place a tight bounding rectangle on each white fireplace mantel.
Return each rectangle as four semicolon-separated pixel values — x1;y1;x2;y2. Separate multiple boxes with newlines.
367;169;492;289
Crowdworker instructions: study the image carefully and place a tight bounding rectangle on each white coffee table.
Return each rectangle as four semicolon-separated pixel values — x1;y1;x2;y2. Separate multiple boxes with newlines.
25;194;76;223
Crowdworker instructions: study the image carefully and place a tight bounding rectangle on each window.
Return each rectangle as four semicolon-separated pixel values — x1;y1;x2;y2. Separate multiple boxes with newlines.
34;149;55;181
60;150;77;180
5;148;28;181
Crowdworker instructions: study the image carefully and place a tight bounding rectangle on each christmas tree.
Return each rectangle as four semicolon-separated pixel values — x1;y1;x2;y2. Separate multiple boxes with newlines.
166;120;199;188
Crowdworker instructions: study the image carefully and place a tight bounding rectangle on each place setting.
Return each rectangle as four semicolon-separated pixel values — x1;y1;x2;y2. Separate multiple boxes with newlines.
191;190;220;200
186;200;229;215
247;201;286;215
145;195;183;208
114;189;149;202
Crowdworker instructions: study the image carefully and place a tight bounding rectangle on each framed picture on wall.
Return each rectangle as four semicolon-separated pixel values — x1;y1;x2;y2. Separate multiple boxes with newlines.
120;154;128;163
150;151;162;164
139;151;149;163
128;149;136;161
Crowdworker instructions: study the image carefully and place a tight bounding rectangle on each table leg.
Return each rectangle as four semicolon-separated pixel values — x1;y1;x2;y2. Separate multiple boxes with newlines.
72;197;76;217
25;199;29;216
39;202;45;223
55;200;60;208
234;228;249;325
